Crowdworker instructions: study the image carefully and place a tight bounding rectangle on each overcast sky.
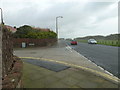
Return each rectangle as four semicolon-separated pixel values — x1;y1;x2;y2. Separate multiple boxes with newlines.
0;0;119;38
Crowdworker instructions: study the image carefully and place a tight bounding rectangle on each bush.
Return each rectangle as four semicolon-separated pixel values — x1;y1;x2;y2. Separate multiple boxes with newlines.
12;25;57;39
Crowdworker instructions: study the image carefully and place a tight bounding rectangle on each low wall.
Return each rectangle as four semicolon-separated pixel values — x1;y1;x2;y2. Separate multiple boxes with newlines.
2;26;23;88
2;56;23;88
13;38;57;48
2;26;13;77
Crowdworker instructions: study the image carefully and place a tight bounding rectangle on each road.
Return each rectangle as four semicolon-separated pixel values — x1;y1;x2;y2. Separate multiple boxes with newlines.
14;40;119;84
14;40;112;74
67;41;119;77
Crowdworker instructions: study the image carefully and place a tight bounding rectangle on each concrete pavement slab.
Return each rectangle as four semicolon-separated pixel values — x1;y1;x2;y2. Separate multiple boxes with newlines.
22;62;118;88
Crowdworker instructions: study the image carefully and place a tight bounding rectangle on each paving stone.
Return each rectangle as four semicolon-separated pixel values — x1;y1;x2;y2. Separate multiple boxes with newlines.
47;82;70;88
70;86;84;89
40;70;55;76
22;62;118;88
100;80;118;88
59;76;79;86
43;76;59;84
70;86;80;88
34;76;59;88
70;71;86;80
52;71;69;79
29;74;45;81
22;77;32;88
76;79;99;88
24;78;45;88
32;83;45;88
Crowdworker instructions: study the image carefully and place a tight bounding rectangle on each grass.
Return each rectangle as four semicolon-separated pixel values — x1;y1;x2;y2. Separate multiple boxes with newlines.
77;40;88;43
76;40;120;47
97;40;120;47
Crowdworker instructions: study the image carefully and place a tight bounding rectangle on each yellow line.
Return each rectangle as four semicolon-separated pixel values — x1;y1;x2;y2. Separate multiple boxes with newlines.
20;56;119;84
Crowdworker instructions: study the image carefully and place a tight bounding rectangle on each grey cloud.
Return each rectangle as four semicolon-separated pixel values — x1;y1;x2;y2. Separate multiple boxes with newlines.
84;2;114;12
83;2;117;23
2;0;118;38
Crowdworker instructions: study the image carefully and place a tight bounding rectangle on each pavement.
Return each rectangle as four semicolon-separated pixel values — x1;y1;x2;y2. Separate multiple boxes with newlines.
22;62;118;88
14;40;119;88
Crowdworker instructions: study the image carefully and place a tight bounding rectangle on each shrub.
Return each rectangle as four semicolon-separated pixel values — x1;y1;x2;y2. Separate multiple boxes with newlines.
12;25;57;39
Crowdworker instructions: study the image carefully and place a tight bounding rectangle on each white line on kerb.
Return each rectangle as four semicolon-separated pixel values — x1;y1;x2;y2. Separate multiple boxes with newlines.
66;45;72;52
105;70;114;76
98;66;104;70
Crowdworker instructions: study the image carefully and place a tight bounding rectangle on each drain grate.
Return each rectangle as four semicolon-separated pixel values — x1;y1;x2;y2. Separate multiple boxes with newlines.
22;58;70;72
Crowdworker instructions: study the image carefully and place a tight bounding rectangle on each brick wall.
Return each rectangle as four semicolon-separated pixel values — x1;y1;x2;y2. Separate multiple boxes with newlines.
13;38;57;48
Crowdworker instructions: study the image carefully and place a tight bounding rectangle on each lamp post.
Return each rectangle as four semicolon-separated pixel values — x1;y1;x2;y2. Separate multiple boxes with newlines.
0;8;4;25
0;8;4;42
56;16;63;39
0;8;3;89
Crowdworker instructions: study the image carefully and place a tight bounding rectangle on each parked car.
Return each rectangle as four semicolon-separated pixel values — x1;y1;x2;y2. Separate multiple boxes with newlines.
88;39;97;44
71;40;77;45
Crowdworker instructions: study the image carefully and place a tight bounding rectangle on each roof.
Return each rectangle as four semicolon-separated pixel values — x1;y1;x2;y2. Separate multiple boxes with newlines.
5;25;17;33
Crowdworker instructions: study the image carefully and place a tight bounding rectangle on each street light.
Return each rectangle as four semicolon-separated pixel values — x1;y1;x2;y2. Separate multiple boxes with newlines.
0;8;3;89
0;8;4;25
56;16;63;39
0;8;4;56
0;8;4;45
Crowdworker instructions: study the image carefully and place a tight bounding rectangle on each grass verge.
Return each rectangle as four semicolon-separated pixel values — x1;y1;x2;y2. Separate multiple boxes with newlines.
77;40;120;47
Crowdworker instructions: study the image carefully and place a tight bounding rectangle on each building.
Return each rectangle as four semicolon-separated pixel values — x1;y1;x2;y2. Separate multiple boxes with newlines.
5;25;17;33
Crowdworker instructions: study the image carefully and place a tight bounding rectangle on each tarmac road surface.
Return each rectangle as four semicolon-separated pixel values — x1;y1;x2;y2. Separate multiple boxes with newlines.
67;41;119;77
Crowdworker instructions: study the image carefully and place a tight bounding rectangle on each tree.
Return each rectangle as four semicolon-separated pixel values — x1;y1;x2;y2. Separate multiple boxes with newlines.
12;25;57;39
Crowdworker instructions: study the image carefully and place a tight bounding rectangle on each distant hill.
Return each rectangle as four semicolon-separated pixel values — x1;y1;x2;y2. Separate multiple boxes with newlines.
105;34;120;40
75;34;120;40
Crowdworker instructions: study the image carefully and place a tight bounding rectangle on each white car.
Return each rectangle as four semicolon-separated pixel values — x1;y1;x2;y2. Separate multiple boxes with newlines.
88;39;97;44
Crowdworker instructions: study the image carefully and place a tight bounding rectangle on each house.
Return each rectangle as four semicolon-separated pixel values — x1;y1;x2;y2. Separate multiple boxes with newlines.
5;25;17;33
